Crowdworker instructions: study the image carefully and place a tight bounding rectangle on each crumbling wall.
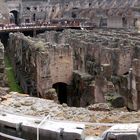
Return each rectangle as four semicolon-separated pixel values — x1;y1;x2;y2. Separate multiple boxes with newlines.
8;29;140;109
1;0;140;30
0;41;5;86
9;33;38;96
36;43;73;98
9;32;73;103
53;30;140;109
0;0;9;24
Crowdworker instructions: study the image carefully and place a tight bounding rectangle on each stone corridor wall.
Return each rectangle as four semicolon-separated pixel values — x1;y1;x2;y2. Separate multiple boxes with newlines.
8;30;140;110
8;32;73;99
37;29;140;109
0;42;5;86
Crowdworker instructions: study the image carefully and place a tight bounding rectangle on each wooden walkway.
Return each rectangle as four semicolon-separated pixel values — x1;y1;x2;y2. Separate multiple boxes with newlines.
0;25;80;33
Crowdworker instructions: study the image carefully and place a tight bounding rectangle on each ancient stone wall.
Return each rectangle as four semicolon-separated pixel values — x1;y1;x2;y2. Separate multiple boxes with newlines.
9;33;38;95
8;29;140;109
0;0;140;30
0;42;5;86
36;29;140;109
0;0;9;24
8;32;73;101
36;43;73;98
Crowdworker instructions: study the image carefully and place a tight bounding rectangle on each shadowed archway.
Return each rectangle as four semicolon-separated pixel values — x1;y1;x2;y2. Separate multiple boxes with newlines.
52;82;67;104
10;10;19;25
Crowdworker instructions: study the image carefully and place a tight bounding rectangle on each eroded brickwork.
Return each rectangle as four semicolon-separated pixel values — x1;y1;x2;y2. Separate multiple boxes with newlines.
0;42;5;86
9;32;73;101
1;0;140;30
8;29;140;110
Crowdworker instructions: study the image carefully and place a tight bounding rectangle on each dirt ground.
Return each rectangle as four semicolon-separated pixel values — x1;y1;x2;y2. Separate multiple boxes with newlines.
0;92;140;136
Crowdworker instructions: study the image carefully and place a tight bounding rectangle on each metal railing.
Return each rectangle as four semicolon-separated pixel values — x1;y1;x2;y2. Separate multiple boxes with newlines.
37;114;51;140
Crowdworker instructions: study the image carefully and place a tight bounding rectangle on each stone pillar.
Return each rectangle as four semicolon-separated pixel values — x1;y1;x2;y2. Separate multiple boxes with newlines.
131;59;140;110
136;19;140;32
95;75;106;103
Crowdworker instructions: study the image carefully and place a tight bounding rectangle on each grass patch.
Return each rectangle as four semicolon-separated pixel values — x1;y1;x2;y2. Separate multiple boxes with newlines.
5;56;23;93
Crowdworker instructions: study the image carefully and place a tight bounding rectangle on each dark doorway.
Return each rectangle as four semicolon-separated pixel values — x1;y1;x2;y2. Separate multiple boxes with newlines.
99;17;107;27
10;10;19;25
53;82;67;104
25;19;30;23
72;12;77;18
33;14;36;22
122;17;127;28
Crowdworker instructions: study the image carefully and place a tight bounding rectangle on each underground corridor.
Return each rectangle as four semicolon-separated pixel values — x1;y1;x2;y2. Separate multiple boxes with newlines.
53;82;68;104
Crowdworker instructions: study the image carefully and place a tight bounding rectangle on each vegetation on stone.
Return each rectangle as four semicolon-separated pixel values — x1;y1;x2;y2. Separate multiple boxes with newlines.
5;56;23;93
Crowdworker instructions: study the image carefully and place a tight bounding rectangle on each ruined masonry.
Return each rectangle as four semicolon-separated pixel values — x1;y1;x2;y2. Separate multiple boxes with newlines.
0;42;5;87
8;29;140;111
1;0;140;30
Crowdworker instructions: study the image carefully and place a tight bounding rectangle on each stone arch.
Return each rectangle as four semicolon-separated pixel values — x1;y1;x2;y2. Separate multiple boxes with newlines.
52;82;68;104
72;12;77;18
10;10;19;25
71;7;79;19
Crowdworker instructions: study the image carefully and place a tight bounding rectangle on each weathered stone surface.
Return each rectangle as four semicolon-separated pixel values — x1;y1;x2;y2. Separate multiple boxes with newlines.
8;29;140;110
111;95;125;108
9;32;73;106
1;92;140;125
20;99;34;106
45;88;58;103
1;0;140;31
0;91;140;136
88;103;111;111
0;0;9;24
0;42;5;87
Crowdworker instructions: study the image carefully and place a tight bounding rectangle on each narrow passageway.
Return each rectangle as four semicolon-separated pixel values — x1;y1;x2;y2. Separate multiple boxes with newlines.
53;82;67;104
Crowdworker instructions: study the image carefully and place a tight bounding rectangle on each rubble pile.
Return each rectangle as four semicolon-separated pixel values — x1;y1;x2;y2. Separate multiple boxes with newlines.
0;92;140;136
1;92;140;124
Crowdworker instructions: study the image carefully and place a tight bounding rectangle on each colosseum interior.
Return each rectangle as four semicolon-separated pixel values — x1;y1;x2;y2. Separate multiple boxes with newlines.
0;0;140;139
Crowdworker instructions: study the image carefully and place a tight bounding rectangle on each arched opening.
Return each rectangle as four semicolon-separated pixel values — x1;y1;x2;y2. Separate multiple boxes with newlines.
89;3;92;7
10;10;19;25
122;17;127;27
72;12;77;18
52;82;67;104
26;7;30;11
33;13;36;22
